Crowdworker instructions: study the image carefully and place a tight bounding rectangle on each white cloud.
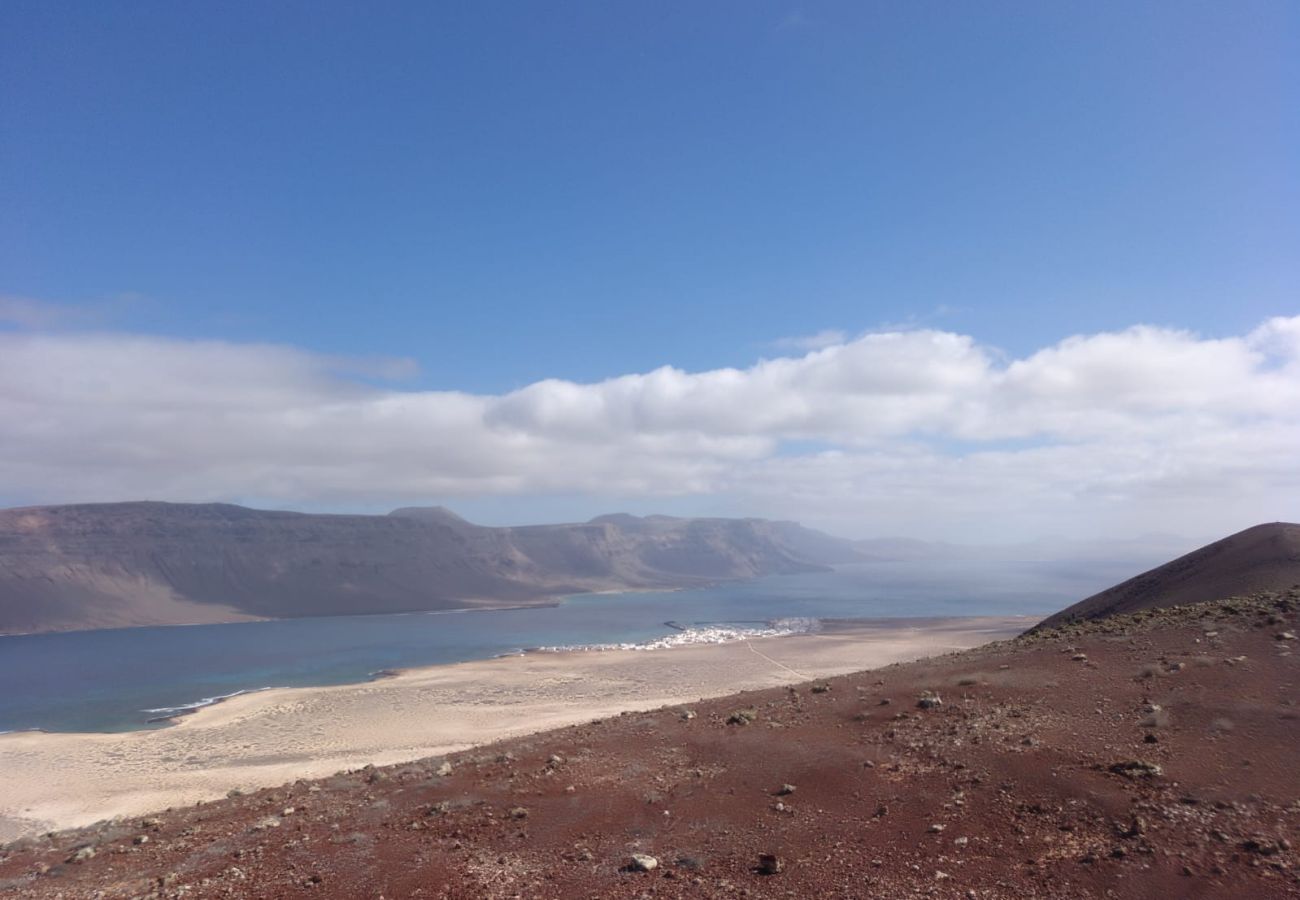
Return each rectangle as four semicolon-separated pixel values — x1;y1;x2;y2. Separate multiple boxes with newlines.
1;316;1297;541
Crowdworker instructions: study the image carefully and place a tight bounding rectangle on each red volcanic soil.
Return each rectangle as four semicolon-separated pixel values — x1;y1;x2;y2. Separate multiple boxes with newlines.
2;591;1298;899
1037;522;1300;630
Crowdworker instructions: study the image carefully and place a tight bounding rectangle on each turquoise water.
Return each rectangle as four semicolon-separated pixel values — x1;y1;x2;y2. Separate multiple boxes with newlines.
0;557;1139;733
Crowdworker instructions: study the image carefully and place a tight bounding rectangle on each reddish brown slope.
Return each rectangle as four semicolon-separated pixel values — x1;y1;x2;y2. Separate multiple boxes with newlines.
1035;522;1300;631
2;590;1297;899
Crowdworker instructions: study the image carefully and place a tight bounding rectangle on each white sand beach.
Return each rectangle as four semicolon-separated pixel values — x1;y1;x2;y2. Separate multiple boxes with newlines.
0;616;1029;841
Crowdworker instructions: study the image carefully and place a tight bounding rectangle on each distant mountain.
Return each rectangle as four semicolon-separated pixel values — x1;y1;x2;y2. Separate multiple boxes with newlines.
388;506;478;529
1033;522;1300;630
0;502;867;634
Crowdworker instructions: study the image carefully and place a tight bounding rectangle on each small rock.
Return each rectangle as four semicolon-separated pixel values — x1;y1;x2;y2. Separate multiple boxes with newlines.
1242;838;1285;856
679;709;697;720
629;853;659;872
928;823;946;833
811;682;831;694
1277;632;1297;641
917;692;943;710
133;835;149;846
435;761;454;777
1120;816;1146;838
953;836;969;847
281;806;295;817
547;754;565;767
509;806;529;819
757;853;783;875
1108;760;1162;779
1071;653;1088;661
727;708;758;725
776;784;796;796
69;846;96;863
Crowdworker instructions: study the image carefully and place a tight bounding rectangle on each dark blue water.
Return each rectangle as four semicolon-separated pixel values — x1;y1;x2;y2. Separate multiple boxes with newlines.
0;557;1142;733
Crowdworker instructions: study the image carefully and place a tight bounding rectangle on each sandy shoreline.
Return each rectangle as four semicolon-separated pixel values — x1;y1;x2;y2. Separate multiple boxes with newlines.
0;615;1030;841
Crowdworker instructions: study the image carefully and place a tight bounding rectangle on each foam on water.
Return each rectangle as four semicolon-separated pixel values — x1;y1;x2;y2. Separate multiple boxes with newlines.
535;617;821;652
141;686;274;716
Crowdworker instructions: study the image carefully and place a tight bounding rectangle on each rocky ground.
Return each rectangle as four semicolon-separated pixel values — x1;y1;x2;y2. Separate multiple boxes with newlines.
2;590;1298;899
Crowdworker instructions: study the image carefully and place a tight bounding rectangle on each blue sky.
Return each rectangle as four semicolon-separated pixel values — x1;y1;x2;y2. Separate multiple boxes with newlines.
1;2;1297;539
4;1;1296;390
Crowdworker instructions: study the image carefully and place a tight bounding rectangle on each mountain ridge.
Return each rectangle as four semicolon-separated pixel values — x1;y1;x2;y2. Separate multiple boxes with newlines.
0;501;866;635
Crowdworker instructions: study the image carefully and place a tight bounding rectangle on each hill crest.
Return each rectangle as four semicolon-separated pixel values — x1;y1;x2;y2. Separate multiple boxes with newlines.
1034;521;1300;630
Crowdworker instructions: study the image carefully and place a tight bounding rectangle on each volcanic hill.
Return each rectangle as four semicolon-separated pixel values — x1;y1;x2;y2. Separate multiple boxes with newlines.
1035;522;1300;631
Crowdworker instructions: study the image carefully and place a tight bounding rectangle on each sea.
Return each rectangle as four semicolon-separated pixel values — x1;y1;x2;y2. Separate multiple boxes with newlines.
0;556;1150;734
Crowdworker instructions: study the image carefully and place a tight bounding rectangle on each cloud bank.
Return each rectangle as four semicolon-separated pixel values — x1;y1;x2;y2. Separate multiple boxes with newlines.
2;316;1297;540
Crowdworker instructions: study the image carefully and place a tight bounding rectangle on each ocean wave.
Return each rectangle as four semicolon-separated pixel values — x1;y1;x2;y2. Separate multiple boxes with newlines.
535;617;821;653
141;686;274;717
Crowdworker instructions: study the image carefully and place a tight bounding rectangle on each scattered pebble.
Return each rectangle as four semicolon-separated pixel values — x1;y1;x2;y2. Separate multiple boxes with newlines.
629;853;658;872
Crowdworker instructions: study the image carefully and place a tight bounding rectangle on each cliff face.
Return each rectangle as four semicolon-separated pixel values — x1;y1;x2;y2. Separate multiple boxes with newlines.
1033;521;1300;630
0;502;863;634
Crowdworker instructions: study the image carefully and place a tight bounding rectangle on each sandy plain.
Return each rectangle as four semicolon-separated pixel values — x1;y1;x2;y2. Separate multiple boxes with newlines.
0;616;1029;841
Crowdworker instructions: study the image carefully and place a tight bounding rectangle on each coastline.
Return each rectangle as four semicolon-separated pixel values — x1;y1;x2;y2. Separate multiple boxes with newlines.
0;615;1031;842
